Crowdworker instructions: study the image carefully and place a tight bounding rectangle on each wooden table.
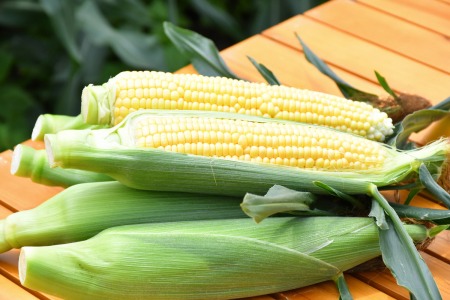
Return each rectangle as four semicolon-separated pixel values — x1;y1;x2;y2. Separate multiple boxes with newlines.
1;0;449;299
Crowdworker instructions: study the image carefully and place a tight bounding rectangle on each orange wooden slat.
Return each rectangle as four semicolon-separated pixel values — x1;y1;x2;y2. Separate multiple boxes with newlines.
0;274;39;300
221;35;385;95
0;249;20;281
426;230;450;264
270;275;394;299
177;35;385;97
305;0;450;74
358;0;450;37
0;205;12;219
262;15;450;102
358;252;450;300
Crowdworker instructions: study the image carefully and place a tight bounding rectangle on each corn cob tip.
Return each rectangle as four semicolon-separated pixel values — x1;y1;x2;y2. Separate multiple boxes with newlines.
81;84;113;125
0;220;12;253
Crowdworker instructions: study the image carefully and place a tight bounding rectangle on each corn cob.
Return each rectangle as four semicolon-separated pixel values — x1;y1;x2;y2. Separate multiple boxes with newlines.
0;181;244;253
81;71;394;141
19;217;433;300
11;144;113;187
44;110;449;197
31;114;106;141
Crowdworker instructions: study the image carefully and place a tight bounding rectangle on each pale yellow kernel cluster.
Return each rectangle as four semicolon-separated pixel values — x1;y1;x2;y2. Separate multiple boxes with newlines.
133;115;390;171
111;71;394;141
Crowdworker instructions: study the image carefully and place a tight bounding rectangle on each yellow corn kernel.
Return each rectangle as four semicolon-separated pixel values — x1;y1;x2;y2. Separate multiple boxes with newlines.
132;114;389;171
82;71;394;141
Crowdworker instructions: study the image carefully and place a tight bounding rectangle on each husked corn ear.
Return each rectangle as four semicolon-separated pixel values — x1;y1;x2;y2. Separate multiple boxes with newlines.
11;144;113;187
82;71;394;141
45;110;449;197
132;112;388;171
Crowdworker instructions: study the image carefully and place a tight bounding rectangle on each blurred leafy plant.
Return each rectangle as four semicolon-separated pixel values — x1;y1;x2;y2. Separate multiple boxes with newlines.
0;0;324;150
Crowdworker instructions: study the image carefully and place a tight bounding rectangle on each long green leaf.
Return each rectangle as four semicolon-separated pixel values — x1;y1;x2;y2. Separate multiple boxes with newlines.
334;273;353;300
163;21;240;79
76;1;165;70
295;34;378;102
247;56;281;85
0;1;44;27
390;202;450;225
371;186;442;300
431;96;450;111
313;181;365;209
374;71;399;100
189;0;244;40
40;0;81;63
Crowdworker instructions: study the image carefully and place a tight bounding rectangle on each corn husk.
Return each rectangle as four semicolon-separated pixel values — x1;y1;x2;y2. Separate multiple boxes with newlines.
19;216;431;300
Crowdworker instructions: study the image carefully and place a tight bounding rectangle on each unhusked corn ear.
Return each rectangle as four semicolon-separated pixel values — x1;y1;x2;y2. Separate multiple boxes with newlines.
132;111;388;171
45;110;449;197
0;181;244;253
11;144;113;187
81;71;394;141
32;114;106;141
19;217;431;300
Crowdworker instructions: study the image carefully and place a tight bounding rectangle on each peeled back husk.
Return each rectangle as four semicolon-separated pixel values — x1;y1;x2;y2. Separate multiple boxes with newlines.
44;110;450;197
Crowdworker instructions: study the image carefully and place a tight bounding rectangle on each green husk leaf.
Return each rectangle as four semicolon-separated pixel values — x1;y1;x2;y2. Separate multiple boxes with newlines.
334;273;353;300
379;216;442;300
430;96;450;111
419;164;450;208
374;71;399;101
313;181;365;209
369;198;388;230
247;56;281;85
403;187;423;206
163;21;240;79
371;185;442;300
390;202;450;225
387;109;450;149
241;185;316;222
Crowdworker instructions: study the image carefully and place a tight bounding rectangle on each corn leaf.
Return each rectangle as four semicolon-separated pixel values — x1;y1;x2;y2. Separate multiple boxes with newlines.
40;0;81;63
163;21;240;79
374;71;399;101
241;185;316;222
419;164;450;208
334;273;353;300
369;199;388;230
379;215;442;300
247;56;281;85
390;202;450;226
76;1;166;70
387;109;449;149
371;186;442;300
313;181;365;209
431;96;450;110
295;34;378;103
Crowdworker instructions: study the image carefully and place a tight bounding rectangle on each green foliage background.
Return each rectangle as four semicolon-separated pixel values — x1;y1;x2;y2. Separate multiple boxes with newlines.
0;0;325;150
